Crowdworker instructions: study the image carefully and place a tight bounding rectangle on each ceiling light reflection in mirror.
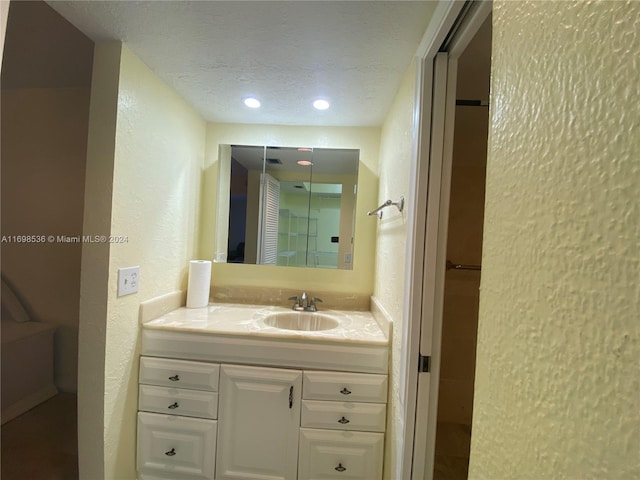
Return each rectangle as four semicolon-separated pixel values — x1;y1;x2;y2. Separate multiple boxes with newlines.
218;145;359;270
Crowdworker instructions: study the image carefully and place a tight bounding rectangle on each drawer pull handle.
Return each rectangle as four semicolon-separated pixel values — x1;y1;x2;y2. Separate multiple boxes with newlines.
168;402;179;410
335;463;347;472
165;448;176;457
168;375;180;382
338;416;350;424
289;386;294;409
339;387;351;395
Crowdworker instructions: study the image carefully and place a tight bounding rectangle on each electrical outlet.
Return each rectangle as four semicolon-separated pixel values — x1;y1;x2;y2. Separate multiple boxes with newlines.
118;266;139;297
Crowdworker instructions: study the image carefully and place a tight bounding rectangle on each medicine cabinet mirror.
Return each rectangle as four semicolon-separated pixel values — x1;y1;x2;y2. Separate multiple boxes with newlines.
216;145;359;270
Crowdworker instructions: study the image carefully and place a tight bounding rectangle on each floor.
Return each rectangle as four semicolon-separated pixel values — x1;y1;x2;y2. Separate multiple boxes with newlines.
434;422;472;480
0;394;468;480
1;393;78;480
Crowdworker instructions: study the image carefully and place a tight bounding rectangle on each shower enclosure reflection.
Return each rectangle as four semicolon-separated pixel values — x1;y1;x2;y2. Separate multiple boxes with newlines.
218;145;359;269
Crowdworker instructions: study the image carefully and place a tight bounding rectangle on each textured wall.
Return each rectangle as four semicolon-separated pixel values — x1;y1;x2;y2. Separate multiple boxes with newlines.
374;59;416;479
78;42;121;480
469;2;640;478
0;1;9;64
105;45;206;479
79;43;206;479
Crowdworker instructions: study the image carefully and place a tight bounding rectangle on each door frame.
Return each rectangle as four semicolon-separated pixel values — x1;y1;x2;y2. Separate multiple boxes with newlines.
401;1;492;478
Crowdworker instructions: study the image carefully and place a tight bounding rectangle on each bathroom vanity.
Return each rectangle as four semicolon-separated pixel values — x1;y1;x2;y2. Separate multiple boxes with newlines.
137;303;389;480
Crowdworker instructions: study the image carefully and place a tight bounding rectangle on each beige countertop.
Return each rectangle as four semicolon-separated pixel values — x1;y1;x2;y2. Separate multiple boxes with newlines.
143;303;388;346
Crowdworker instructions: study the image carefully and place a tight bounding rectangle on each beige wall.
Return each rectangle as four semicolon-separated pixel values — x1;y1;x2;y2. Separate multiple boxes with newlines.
0;1;9;64
1;0;94;394
374;59;416;479
78;42;121;480
437;112;488;425
1;88;90;392
469;1;640;478
79;43;206;479
202;123;380;296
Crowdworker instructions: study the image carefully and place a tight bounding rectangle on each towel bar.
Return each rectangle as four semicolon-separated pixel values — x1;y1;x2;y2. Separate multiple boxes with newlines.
368;196;404;219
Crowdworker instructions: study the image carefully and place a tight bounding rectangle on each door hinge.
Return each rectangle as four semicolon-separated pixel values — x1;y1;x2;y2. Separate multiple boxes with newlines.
418;354;431;373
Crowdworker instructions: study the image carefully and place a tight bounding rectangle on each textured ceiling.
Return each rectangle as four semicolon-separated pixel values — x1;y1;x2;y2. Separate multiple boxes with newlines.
46;1;437;127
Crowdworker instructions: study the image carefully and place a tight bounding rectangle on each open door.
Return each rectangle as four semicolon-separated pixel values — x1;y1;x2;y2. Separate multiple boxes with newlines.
406;2;491;479
411;48;458;480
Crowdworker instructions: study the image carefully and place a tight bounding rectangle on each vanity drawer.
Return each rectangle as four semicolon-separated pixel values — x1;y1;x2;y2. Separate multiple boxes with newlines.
303;371;388;403
139;385;219;419
301;400;386;433
298;428;384;480
140;356;220;391
137;412;217;480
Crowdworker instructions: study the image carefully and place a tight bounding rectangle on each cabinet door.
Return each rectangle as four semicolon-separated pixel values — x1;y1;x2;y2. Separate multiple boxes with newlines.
137;412;217;480
216;364;302;480
298;428;384;480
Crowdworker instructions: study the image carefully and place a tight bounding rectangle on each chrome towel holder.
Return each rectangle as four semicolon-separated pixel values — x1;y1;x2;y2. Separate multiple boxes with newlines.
368;196;404;219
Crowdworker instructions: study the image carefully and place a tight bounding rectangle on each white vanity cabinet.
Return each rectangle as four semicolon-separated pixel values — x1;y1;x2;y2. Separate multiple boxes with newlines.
139;320;389;480
216;364;302;480
297;371;387;480
137;357;221;480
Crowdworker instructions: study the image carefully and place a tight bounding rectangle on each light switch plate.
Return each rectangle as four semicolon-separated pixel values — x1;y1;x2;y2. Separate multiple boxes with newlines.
118;266;139;297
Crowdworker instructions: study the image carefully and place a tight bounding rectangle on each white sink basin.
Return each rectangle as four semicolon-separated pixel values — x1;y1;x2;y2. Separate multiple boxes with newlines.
263;311;339;331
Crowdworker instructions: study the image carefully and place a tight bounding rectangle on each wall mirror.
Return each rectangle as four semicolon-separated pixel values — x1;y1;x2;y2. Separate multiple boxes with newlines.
216;145;359;270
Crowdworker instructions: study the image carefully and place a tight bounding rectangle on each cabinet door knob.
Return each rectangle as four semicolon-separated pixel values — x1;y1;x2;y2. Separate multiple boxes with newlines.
168;374;180;382
168;402;179;410
165;448;176;457
335;463;347;472
339;387;351;395
338;416;350;424
289;386;294;409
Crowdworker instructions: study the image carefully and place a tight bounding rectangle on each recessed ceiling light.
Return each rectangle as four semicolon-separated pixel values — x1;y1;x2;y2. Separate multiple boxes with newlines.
297;160;313;166
313;99;330;110
244;97;261;108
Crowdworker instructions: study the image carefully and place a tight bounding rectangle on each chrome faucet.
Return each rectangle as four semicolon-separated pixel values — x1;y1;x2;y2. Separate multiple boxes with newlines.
288;292;323;312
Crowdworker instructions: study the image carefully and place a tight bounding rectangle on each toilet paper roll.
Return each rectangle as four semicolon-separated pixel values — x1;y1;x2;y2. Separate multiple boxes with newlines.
186;260;212;308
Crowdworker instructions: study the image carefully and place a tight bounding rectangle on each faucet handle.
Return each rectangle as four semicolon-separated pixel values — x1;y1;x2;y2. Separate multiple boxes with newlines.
288;295;303;311
307;297;323;312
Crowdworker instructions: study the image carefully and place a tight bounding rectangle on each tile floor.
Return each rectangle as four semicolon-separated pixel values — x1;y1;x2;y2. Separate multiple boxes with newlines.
1;393;78;479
